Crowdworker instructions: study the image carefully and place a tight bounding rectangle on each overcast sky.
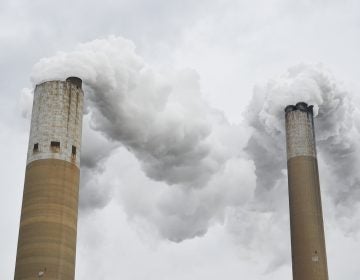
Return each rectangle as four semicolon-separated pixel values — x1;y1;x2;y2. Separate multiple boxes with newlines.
2;0;360;279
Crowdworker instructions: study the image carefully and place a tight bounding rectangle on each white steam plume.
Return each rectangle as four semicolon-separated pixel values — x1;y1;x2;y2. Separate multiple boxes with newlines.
245;63;360;210
26;35;360;254
233;64;360;270
233;63;360;270
30;36;254;241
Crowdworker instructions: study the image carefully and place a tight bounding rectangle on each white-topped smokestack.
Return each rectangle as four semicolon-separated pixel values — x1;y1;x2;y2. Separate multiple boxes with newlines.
15;77;84;280
285;102;329;280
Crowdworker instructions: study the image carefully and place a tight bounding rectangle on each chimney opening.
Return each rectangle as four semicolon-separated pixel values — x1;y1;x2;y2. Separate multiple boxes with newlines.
66;77;82;89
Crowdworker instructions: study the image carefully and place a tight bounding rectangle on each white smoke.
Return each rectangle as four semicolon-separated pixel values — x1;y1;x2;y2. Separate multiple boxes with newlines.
79;114;120;211
25;36;360;255
236;63;360;270
245;63;360;209
30;36;254;241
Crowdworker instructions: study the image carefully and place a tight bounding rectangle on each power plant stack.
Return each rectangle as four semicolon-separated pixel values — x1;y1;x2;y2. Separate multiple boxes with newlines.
285;102;328;280
14;77;84;279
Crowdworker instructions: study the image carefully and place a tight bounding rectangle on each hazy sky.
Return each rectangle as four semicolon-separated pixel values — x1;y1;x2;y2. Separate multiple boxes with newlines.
2;0;360;279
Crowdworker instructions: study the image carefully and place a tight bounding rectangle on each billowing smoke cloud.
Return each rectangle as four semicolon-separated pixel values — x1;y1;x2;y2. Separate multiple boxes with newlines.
235;63;360;270
24;35;360;255
78;114;120;211
32;37;230;186
29;36;255;241
245;63;360;210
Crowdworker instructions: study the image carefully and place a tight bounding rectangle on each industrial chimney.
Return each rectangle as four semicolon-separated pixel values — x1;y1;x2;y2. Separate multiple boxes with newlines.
285;102;328;280
14;77;84;279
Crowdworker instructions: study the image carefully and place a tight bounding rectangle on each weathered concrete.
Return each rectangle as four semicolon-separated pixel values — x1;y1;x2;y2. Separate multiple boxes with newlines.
15;78;83;280
285;103;316;160
285;102;328;280
27;79;84;167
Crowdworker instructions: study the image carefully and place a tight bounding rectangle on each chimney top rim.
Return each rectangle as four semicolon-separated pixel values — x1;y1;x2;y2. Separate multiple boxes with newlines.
35;77;83;89
284;102;314;114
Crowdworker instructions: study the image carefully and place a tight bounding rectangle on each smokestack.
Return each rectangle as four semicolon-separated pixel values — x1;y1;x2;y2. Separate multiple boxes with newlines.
285;102;329;280
14;78;84;279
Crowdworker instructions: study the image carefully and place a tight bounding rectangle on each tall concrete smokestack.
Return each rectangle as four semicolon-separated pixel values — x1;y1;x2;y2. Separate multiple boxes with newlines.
285;102;328;280
14;77;84;279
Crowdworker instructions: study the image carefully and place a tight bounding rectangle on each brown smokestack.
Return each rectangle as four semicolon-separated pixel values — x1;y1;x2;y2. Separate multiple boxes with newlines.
14;78;84;279
285;102;329;280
